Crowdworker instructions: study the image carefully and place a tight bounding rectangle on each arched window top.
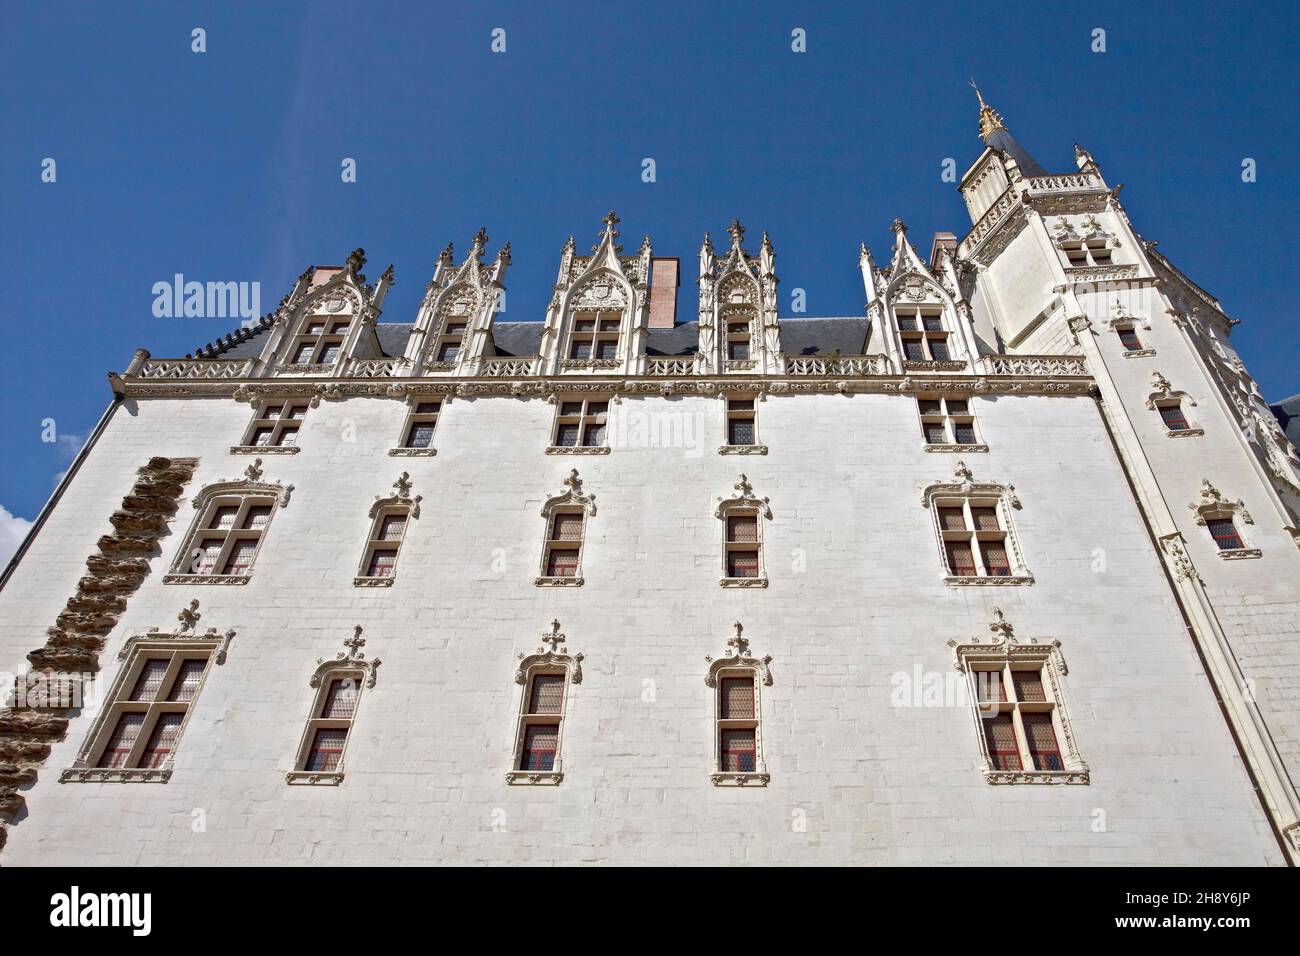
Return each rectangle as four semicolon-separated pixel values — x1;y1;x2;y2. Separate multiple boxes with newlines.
714;473;772;521
541;469;597;519
705;622;773;688
718;273;758;306
369;471;422;520
189;458;294;512
309;626;381;690
1144;370;1197;411
1188;479;1253;527
515;619;585;686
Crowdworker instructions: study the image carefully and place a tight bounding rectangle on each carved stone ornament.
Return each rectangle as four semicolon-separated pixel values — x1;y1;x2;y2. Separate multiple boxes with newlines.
705;622;773;687
541;469;596;518
920;460;1020;510
309;626;381;689
1189;479;1253;526
714;473;772;520
188;459;294;510
515;619;584;685
370;471;422;520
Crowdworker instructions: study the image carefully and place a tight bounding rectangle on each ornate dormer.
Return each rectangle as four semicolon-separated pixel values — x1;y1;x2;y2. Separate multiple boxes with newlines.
540;212;651;376
863;220;978;370
258;249;397;378
406;228;510;375
697;220;781;374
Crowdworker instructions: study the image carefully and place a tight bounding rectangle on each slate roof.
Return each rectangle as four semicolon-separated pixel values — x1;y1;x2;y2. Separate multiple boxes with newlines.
192;316;874;361
985;129;1049;178
1271;394;1300;450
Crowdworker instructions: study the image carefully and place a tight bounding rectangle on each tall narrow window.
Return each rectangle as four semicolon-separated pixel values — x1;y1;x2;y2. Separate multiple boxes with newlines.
716;474;772;587
1207;518;1244;551
924;465;1031;585
707;623;772;786
509;620;583;785
952;613;1088;784
725;514;760;578
177;496;276;579
726;320;751;361
240;401;308;450
434;323;467;364
355;474;419;586
918;397;982;448
288;628;378;785
537;470;597;586
1158;402;1190;432
393;400;441;453
550;398;609;452
1118;327;1143;352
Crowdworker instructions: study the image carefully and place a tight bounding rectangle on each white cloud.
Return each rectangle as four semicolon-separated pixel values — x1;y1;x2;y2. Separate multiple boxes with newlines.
0;505;34;568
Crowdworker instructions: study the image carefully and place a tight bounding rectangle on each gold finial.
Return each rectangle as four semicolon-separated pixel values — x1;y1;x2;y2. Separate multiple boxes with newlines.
970;79;1006;143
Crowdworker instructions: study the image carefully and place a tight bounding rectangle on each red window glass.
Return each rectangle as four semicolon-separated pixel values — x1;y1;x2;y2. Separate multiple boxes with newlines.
222;540;257;575
971;507;1000;531
306;728;347;772
1159;404;1189;431
1011;670;1046;703
528;674;565;715
938;507;966;531
209;506;239;530
98;713;145;768
727;515;758;543
727;551;760;578
546;549;580;578
552;514;584;541
975;670;1006;703
1118;328;1141;351
720;677;754;719
321;678;359;719
194;540;222;574
945;541;976;576
242;506;272;530
983;714;1022;771
1207;519;1243;550
924;422;948;444
982;541;1011;576
1023;714;1063;771
139;713;184;769
166;660;207;702
729;419;755;445
129;660;169;702
378;515;407;541
520;724;559;771
720;728;757;773
367;549;397;577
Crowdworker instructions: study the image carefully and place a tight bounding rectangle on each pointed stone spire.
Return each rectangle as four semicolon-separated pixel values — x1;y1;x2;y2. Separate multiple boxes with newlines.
968;80;1047;176
600;210;621;242
970;79;1006;143
470;227;488;261
727;218;746;248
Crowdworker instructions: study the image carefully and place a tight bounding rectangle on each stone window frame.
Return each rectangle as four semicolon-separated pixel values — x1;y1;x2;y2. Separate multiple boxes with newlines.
536;470;596;587
422;282;477;371
922;461;1033;587
506;619;583;786
164;460;292;585
715;474;772;588
895;302;953;363
388;396;442;457
547;394;613;455
719;391;768;455
287;627;380;786
287;313;353;367
231;398;310;454
917;394;988;453
61;604;234;784
1189;479;1261;560
706;623;772;787
354;472;421;587
947;610;1089;786
1145;372;1204;438
566;309;622;362
559;269;630;372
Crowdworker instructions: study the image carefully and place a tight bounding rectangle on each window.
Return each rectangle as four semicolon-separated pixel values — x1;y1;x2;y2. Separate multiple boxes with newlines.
394;401;441;453
542;511;584;580
725;319;752;362
1158;402;1190;432
509;622;583;785
1060;238;1113;268
568;312;620;362
432;321;467;364
357;511;408;581
287;318;350;365
551;397;609;451
1118;327;1143;352
918;396;982;448
707;624;772;785
716;474;772;587
952;614;1088;784
725;514;760;578
896;306;953;363
177;496;275;579
87;650;212;776
923;466;1032;585
288;629;378;785
240;401;308;450
720;395;766;453
1207;518;1244;551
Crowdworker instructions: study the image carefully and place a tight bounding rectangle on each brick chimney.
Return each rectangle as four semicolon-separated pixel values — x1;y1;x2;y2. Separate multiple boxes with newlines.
928;233;957;271
648;257;679;328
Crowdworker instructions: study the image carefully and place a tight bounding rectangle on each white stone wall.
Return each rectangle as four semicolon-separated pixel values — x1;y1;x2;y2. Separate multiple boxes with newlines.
0;389;1283;864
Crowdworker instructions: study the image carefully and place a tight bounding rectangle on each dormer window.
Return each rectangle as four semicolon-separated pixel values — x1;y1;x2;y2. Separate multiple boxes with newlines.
726;321;751;361
897;307;950;362
289;319;350;365
568;313;620;361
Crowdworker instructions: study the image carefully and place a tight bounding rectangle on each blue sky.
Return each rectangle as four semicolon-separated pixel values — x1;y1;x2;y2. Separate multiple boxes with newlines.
1;1;1296;549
